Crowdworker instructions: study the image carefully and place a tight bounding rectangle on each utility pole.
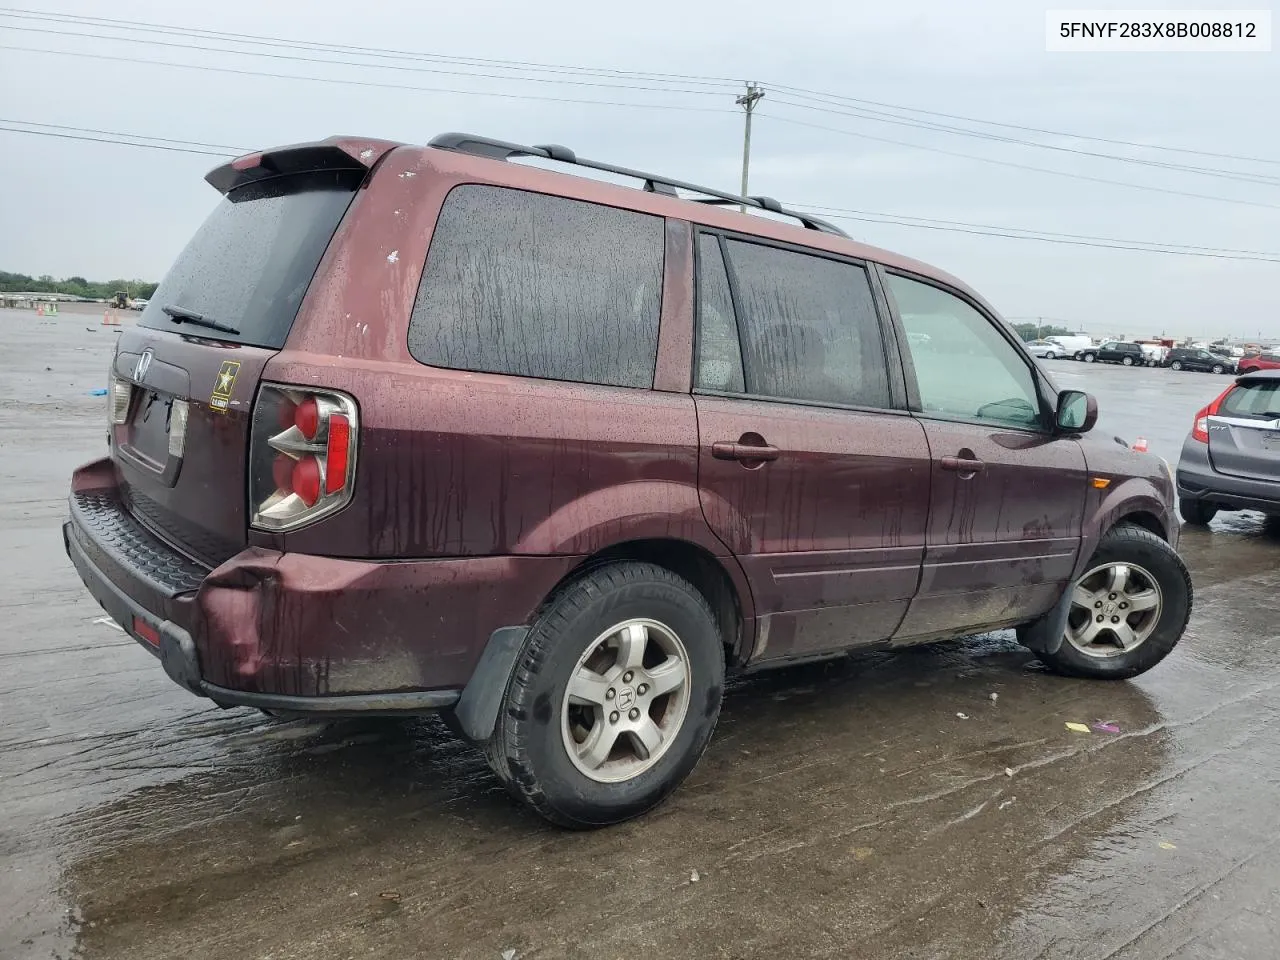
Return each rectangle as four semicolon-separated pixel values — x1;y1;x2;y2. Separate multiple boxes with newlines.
736;82;764;212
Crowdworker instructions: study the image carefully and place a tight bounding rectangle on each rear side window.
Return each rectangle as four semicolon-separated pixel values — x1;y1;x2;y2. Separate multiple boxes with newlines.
1221;381;1280;418
721;239;891;408
141;171;359;349
409;185;664;389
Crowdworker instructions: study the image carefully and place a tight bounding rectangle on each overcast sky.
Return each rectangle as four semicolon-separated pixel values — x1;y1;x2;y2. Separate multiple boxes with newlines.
2;0;1277;339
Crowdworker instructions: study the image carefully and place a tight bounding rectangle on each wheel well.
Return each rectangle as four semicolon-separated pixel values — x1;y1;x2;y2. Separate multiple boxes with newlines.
544;539;746;664
1116;511;1167;541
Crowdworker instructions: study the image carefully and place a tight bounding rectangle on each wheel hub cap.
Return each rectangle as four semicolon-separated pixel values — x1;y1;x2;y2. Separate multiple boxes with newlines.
560;618;691;784
1064;562;1163;658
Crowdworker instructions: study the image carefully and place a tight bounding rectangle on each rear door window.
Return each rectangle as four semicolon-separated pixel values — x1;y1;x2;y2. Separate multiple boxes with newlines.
141;170;360;349
720;239;891;408
408;185;664;389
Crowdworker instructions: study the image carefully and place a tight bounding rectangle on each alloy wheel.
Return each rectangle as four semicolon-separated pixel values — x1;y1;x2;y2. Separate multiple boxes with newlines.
560;618;691;783
1065;562;1163;658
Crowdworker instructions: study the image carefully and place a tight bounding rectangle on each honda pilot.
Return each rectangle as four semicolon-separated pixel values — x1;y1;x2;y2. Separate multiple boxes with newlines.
64;133;1193;828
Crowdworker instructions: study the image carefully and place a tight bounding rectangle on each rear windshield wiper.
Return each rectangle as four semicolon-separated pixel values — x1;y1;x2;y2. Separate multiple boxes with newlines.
161;303;240;335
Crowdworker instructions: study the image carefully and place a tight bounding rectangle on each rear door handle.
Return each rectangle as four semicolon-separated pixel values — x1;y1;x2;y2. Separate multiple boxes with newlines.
940;455;986;474
712;441;780;462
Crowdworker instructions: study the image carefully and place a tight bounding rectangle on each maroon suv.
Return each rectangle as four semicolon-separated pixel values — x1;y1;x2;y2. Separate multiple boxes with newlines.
64;133;1192;827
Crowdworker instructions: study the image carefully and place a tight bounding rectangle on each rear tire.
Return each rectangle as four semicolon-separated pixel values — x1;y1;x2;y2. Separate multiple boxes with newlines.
484;561;725;828
1122;356;1134;366
1170;361;1183;370
1212;364;1225;374
1179;498;1218;526
1083;353;1096;363
1044;351;1056;360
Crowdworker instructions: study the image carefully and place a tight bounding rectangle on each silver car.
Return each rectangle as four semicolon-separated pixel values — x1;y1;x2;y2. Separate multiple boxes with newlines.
1025;339;1063;359
1176;369;1280;524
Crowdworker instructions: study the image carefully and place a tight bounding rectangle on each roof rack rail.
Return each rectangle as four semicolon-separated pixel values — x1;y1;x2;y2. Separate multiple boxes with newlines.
427;132;850;239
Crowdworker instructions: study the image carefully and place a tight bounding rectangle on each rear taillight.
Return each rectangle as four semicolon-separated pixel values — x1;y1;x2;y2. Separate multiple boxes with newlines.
1191;384;1236;443
108;375;132;425
249;384;358;531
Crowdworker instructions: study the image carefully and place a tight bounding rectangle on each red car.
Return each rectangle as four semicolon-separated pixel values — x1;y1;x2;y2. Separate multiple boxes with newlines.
64;133;1192;827
1237;353;1280;374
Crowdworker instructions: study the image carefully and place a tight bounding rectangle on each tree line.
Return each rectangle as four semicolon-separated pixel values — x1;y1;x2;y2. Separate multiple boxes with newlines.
1010;322;1073;342
1;271;159;301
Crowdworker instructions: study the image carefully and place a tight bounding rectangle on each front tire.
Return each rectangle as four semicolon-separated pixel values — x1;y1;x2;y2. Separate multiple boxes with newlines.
485;562;725;828
1179;498;1218;525
1029;524;1191;680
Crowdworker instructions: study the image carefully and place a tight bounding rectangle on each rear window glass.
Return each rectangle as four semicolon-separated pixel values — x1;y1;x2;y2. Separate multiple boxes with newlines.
408;185;663;389
722;239;890;408
140;171;359;349
1222;381;1280;418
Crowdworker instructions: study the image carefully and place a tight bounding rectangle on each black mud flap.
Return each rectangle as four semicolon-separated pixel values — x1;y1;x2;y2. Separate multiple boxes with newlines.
450;626;530;742
1018;583;1073;657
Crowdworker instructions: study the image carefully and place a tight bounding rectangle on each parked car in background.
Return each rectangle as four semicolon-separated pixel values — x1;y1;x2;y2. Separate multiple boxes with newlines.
1238;353;1280;374
61;131;1193;827
1081;341;1146;366
1176;370;1280;525
1045;334;1094;359
1167;348;1234;374
1025;339;1063;359
129;297;149;311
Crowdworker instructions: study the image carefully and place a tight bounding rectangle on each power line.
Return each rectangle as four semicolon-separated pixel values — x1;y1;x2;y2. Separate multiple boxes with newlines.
3;121;1276;264
767;97;1280;187
0;124;235;157
790;206;1280;263
4;119;248;152
0;45;739;114
0;8;744;88
799;204;1280;257
5;7;1273;172
760;113;1280;211
766;81;1280;167
0;22;736;98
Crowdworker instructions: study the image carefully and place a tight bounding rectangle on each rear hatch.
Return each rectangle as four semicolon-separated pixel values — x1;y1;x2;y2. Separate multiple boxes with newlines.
1207;377;1280;483
110;143;376;567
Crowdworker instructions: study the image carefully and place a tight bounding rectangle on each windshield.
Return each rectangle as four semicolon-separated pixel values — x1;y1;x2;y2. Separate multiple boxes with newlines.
139;170;360;348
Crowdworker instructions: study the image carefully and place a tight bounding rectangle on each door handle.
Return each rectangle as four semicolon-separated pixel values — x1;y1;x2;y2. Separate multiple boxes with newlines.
712;441;780;462
940;455;985;474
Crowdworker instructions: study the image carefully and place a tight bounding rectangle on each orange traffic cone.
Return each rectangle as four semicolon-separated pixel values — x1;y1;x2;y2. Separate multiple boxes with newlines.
102;311;110;326
36;304;44;317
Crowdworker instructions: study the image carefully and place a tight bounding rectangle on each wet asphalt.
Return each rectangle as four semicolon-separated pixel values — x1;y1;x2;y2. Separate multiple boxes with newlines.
2;308;1278;960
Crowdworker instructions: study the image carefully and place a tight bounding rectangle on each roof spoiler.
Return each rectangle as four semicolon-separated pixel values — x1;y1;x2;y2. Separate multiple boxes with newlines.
205;136;401;194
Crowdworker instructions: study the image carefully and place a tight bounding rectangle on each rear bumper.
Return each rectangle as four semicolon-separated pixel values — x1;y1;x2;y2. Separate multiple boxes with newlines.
1176;441;1280;515
63;460;578;713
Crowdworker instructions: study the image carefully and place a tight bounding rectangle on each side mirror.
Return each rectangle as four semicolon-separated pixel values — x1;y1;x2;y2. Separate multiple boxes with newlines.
1056;390;1097;434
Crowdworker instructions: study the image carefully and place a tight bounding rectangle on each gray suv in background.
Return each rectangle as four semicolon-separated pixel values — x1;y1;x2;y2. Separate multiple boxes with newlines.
1177;370;1280;524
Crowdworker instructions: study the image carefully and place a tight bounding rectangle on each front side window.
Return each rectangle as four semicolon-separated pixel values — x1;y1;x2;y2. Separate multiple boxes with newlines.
408;185;664;389
887;274;1043;429
721;239;891;408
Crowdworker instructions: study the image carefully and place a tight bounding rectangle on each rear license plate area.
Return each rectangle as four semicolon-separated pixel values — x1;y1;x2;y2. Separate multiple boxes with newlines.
124;391;173;468
1262;431;1280;450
